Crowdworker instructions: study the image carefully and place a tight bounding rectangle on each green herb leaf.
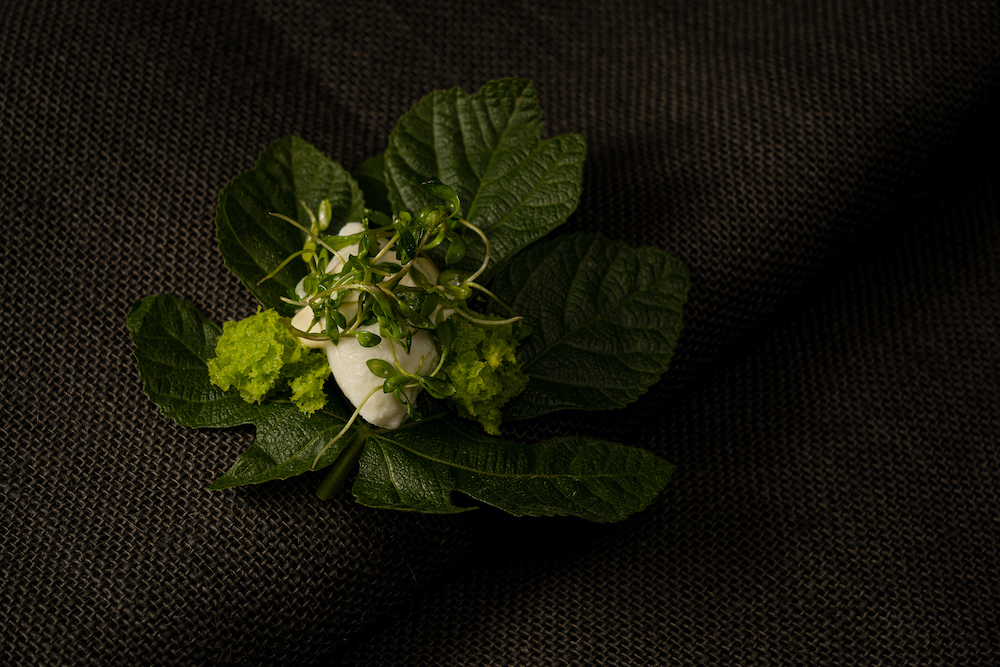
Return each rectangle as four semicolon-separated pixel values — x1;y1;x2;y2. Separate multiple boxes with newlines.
435;316;457;352
330;306;347;329
127;294;360;488
384;79;586;279
206;403;357;489
366;358;398;378
419;292;439;318
356;331;382;347
444;233;467;265
491;233;689;419
317;198;332;231
415;375;455;399
216;136;365;310
352;418;674;522
127;294;238;428
384;375;409;393
420;177;460;216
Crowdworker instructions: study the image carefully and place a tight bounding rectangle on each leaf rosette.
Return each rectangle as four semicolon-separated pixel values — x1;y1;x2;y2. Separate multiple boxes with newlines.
127;79;689;523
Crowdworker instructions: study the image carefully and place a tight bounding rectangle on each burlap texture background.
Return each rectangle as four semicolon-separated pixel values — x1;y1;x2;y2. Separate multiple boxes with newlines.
3;0;998;664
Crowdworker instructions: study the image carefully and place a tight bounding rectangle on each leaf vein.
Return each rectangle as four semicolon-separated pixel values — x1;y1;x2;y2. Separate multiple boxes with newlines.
466;83;532;221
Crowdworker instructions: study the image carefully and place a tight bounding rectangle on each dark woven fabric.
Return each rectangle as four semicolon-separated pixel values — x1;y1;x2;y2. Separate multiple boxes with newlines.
335;155;1000;666
2;0;998;664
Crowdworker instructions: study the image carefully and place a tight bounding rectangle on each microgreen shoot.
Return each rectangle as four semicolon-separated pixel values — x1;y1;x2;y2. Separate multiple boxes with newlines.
312;385;382;469
268;177;522;395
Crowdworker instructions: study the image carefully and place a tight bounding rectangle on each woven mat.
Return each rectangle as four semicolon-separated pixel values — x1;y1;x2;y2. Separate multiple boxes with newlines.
3;0;998;664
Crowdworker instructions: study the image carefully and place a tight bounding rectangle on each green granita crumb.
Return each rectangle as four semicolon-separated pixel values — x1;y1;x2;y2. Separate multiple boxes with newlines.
288;355;332;415
442;317;529;435
207;308;330;414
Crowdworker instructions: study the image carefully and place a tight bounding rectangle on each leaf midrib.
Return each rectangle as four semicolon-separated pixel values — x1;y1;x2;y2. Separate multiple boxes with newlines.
143;317;215;364
473;138;576;244
373;430;659;482
221;409;354;480
519;248;672;374
464;83;532;223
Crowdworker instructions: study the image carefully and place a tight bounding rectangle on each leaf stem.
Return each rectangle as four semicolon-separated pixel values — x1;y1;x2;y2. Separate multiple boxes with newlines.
382;219;443;289
315;432;367;500
429;348;449;377
310;281;364;302
279;317;331;342
382;257;416;290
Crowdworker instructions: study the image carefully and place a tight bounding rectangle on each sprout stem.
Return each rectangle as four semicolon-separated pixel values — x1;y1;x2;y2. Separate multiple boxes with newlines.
311;385;381;469
383;218;446;289
429;349;448;377
269;212;348;265
371;232;399;263
467;281;518;316
310;282;364;303
279;318;331;342
257;249;310;286
460;219;491;283
452;307;522;326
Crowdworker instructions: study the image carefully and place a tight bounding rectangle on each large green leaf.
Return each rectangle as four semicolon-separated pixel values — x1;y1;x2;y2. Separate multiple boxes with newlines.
352;417;674;522
126;293;244;428
384;78;586;278
216;136;365;310
352;153;392;217
491;233;689;420
128;294;675;518
205;403;358;490
127;294;359;488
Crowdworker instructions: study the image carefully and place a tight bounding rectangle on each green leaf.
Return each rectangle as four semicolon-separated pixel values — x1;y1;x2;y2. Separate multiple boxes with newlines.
127;294;240;428
420;177;460;215
352;418;674;522
366;358;398;378
444;233;467;266
384;79;586;279
127;294;360;488
436;317;457;353
206;403;358;490
491;233;689;420
352;153;392;217
416;375;455;399
216;136;365;310
356;331;381;347
384;375;409;393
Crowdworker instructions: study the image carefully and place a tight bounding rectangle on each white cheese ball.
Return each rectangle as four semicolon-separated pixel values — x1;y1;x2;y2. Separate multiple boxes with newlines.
325;324;437;429
290;222;442;428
